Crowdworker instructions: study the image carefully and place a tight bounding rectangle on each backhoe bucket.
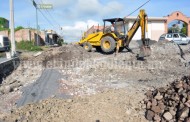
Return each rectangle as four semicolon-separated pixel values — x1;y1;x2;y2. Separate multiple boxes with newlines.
139;38;151;57
140;46;151;57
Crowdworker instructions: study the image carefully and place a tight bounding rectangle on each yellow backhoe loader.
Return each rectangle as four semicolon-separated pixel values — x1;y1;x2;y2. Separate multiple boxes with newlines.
77;9;151;57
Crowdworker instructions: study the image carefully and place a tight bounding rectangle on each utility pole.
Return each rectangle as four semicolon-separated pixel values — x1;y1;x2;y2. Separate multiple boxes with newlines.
36;6;39;46
33;0;39;46
10;0;16;57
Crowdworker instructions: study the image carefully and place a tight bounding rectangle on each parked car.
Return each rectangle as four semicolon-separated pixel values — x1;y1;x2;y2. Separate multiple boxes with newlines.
0;35;10;52
159;33;190;45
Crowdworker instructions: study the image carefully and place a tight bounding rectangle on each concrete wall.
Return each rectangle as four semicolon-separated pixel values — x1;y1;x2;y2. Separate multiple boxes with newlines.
151;21;165;41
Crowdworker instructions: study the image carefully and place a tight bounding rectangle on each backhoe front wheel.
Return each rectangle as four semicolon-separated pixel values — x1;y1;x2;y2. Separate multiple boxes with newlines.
83;42;92;52
101;36;116;54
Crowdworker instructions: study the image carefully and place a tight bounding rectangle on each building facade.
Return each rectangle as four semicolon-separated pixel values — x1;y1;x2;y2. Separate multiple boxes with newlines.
0;29;60;46
125;17;166;41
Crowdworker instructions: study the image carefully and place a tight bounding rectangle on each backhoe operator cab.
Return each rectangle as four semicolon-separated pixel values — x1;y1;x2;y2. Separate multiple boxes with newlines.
101;18;127;53
103;18;126;38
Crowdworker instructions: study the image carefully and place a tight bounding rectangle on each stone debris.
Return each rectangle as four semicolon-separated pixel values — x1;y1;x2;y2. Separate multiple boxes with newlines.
144;76;190;122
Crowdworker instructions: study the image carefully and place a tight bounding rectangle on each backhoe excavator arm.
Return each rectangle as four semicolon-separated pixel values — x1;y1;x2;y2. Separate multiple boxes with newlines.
125;9;148;47
122;9;150;57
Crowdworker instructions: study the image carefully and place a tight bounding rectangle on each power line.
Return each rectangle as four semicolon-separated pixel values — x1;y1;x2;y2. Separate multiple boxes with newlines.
126;0;151;17
38;0;61;28
38;8;56;28
28;0;57;29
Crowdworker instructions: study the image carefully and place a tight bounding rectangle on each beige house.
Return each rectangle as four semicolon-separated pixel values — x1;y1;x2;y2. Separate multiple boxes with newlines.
124;17;166;41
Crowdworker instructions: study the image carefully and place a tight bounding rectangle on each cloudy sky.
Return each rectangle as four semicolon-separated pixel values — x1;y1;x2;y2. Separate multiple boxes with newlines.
0;0;190;42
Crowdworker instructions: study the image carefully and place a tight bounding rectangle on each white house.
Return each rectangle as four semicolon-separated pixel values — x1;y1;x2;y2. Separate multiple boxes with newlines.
124;17;166;41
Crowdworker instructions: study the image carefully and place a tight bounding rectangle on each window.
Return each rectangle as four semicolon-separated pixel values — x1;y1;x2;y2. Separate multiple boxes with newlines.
180;34;186;38
167;34;172;38
173;34;179;38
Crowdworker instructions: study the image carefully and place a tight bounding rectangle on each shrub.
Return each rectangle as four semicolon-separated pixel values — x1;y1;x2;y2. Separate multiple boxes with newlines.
16;41;42;51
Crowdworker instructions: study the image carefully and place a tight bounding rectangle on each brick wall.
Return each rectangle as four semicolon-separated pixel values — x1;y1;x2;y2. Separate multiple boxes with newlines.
0;29;46;45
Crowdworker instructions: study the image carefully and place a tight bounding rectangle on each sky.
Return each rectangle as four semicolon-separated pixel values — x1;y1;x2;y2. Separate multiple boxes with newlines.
0;0;190;42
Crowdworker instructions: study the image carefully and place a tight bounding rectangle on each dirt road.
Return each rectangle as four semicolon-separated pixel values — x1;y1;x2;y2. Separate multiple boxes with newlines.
0;42;190;122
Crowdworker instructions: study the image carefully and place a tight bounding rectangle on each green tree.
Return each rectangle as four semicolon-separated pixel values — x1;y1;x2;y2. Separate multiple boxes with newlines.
15;26;24;32
180;23;187;35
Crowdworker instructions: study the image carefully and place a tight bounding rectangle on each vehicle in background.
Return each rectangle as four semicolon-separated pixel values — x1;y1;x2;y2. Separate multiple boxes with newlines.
0;35;10;52
159;33;190;45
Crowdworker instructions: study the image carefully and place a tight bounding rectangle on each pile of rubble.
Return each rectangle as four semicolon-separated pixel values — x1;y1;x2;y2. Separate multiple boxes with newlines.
144;76;190;122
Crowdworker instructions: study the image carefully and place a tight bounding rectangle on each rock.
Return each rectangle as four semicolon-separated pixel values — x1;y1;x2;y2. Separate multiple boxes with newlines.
158;102;165;111
178;107;189;120
151;105;162;113
152;99;157;106
185;117;190;122
182;98;187;103
178;88;183;93
66;99;73;103
169;107;176;116
26;111;31;117
146;101;151;109
179;102;185;110
145;90;153;98
33;52;42;57
183;83;188;89
163;112;173;121
154;92;163;100
154;114;161;122
4;86;11;94
187;94;190;100
158;87;166;93
145;110;154;121
167;90;173;95
175;82;183;89
185;100;190;107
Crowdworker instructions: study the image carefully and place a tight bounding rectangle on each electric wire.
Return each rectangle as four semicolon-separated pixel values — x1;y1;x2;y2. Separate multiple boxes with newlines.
126;0;151;17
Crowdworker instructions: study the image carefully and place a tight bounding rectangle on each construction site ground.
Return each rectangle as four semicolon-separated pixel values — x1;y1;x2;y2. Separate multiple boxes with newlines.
0;40;190;122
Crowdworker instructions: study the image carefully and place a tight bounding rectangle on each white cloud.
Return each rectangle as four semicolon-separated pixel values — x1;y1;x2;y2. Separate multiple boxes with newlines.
61;20;99;42
36;0;124;42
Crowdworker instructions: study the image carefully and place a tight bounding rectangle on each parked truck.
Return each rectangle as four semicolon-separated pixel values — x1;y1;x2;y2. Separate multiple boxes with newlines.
0;35;10;52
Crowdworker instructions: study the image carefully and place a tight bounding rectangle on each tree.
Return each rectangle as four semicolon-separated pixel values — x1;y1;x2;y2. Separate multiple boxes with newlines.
15;26;24;32
180;23;187;35
168;25;180;33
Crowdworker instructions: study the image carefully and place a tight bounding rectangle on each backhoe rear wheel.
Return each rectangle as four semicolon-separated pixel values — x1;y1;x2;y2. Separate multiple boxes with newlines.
83;42;92;52
101;36;116;54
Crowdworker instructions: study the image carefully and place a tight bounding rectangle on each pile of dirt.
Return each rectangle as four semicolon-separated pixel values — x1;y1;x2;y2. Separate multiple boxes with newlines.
31;44;92;67
1;89;147;122
144;76;190;122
